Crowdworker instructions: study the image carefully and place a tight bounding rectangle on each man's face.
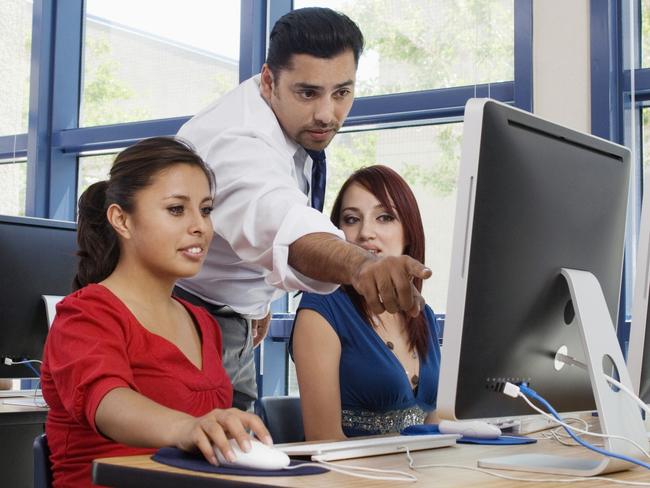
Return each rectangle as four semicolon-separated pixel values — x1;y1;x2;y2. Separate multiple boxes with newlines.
260;50;357;151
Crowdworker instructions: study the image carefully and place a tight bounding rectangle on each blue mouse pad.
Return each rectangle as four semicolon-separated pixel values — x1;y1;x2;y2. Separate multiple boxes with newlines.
456;435;536;445
152;447;328;477
400;424;537;445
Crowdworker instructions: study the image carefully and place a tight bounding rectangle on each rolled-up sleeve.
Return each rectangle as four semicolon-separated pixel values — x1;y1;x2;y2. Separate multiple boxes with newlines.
206;129;344;293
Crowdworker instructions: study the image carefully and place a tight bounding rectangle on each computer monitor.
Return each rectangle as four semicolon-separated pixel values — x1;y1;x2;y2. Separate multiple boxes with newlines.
436;99;646;475
0;215;78;378
436;99;648;475
436;98;634;416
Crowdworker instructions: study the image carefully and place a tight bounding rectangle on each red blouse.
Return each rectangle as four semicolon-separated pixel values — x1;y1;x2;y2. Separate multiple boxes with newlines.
41;284;233;487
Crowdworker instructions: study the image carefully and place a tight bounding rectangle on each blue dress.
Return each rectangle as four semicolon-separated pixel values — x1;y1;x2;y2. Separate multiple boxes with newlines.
290;288;441;437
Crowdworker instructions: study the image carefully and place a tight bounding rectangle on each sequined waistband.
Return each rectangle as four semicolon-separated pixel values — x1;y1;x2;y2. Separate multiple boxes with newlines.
341;405;428;435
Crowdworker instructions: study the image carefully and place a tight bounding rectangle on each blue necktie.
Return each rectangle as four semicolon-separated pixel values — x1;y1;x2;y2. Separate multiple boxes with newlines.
306;149;327;212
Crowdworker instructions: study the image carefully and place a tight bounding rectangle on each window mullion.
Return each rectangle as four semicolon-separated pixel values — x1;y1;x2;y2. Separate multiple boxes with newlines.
26;0;83;220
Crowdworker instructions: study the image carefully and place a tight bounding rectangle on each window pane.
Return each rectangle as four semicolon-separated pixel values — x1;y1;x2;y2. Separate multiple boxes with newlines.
632;108;650;323
0;161;27;216
640;0;650;68
78;154;116;197
0;0;32;136
288;358;299;396
80;0;240;126
325;123;462;312
294;0;514;96
641;108;650;202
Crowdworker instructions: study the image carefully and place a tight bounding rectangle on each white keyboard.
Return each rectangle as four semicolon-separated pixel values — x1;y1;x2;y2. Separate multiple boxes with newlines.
2;396;47;408
0;389;40;398
277;434;458;461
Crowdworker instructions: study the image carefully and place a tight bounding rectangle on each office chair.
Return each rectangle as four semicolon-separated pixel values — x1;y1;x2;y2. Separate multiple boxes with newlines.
33;433;52;488
256;396;304;444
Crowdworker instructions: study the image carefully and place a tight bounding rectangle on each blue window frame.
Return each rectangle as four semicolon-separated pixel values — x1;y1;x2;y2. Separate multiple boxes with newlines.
591;0;647;348
6;0;532;223
269;1;533;395
3;0;532;395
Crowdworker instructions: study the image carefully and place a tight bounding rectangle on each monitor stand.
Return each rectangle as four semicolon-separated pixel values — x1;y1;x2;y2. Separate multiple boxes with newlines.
478;268;648;476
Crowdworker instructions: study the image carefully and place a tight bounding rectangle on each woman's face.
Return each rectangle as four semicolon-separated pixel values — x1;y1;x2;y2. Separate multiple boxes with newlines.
338;183;406;257
123;164;214;280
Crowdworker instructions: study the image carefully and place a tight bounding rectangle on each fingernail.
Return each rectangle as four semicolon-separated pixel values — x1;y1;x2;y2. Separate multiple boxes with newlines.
263;435;274;446
243;438;252;452
210;455;218;465
226;450;237;463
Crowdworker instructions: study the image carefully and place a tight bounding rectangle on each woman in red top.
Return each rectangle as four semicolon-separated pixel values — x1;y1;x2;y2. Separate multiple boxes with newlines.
41;137;271;487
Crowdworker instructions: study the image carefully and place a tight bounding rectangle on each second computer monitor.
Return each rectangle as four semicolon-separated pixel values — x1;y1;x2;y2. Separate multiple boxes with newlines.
0;215;78;378
628;161;650;403
437;99;630;420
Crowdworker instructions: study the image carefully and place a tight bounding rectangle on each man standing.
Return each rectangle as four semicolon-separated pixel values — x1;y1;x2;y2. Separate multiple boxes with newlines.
176;7;430;411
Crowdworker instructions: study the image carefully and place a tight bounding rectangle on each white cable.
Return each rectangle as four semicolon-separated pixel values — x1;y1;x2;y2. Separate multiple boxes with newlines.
312;457;417;482
545;430;604;448
604;373;650;418
534;418;605;447
405;446;650;485
548;419;596;442
555;354;650;419
515;390;650;461
4;358;43;366
284;458;417;482
551;356;650;449
2;358;46;406
407;459;650;486
531;416;589;438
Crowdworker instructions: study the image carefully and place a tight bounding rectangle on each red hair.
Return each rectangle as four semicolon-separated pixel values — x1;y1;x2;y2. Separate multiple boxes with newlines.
330;165;429;358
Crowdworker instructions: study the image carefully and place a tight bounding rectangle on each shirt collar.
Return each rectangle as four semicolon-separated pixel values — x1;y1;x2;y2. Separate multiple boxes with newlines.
254;74;303;161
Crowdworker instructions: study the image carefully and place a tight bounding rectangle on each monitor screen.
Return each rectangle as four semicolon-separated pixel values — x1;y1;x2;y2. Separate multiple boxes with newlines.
437;99;630;420
0;215;78;378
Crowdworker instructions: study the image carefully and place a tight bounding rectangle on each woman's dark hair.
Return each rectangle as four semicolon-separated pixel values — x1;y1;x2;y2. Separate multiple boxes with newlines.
266;7;364;77
73;137;214;290
330;165;429;358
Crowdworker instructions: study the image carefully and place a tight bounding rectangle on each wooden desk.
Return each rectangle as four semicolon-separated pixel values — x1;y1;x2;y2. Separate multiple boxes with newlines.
93;437;650;487
0;401;48;488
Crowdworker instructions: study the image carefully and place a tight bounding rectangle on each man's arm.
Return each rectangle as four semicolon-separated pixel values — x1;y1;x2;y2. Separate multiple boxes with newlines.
289;233;432;317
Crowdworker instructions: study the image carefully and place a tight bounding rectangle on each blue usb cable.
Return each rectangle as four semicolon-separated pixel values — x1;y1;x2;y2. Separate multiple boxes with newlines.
512;383;650;470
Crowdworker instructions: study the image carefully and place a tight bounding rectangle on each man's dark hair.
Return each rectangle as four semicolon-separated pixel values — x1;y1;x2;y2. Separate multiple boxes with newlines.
266;7;364;76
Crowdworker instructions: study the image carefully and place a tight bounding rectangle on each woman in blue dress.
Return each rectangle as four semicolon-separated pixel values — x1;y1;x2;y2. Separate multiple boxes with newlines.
291;165;441;440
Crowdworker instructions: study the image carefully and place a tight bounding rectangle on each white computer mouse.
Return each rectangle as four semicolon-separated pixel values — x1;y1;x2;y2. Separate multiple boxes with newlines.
214;438;290;470
438;420;501;439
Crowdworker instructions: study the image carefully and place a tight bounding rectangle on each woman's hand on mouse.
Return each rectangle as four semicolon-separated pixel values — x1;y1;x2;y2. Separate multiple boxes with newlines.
174;408;272;465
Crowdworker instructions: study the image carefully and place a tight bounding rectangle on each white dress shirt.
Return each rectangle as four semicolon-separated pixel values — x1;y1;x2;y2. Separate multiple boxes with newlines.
176;75;343;318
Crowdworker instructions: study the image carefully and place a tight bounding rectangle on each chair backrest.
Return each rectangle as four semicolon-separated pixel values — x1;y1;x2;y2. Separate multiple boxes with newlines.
256;396;304;444
42;295;64;329
33;433;52;488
